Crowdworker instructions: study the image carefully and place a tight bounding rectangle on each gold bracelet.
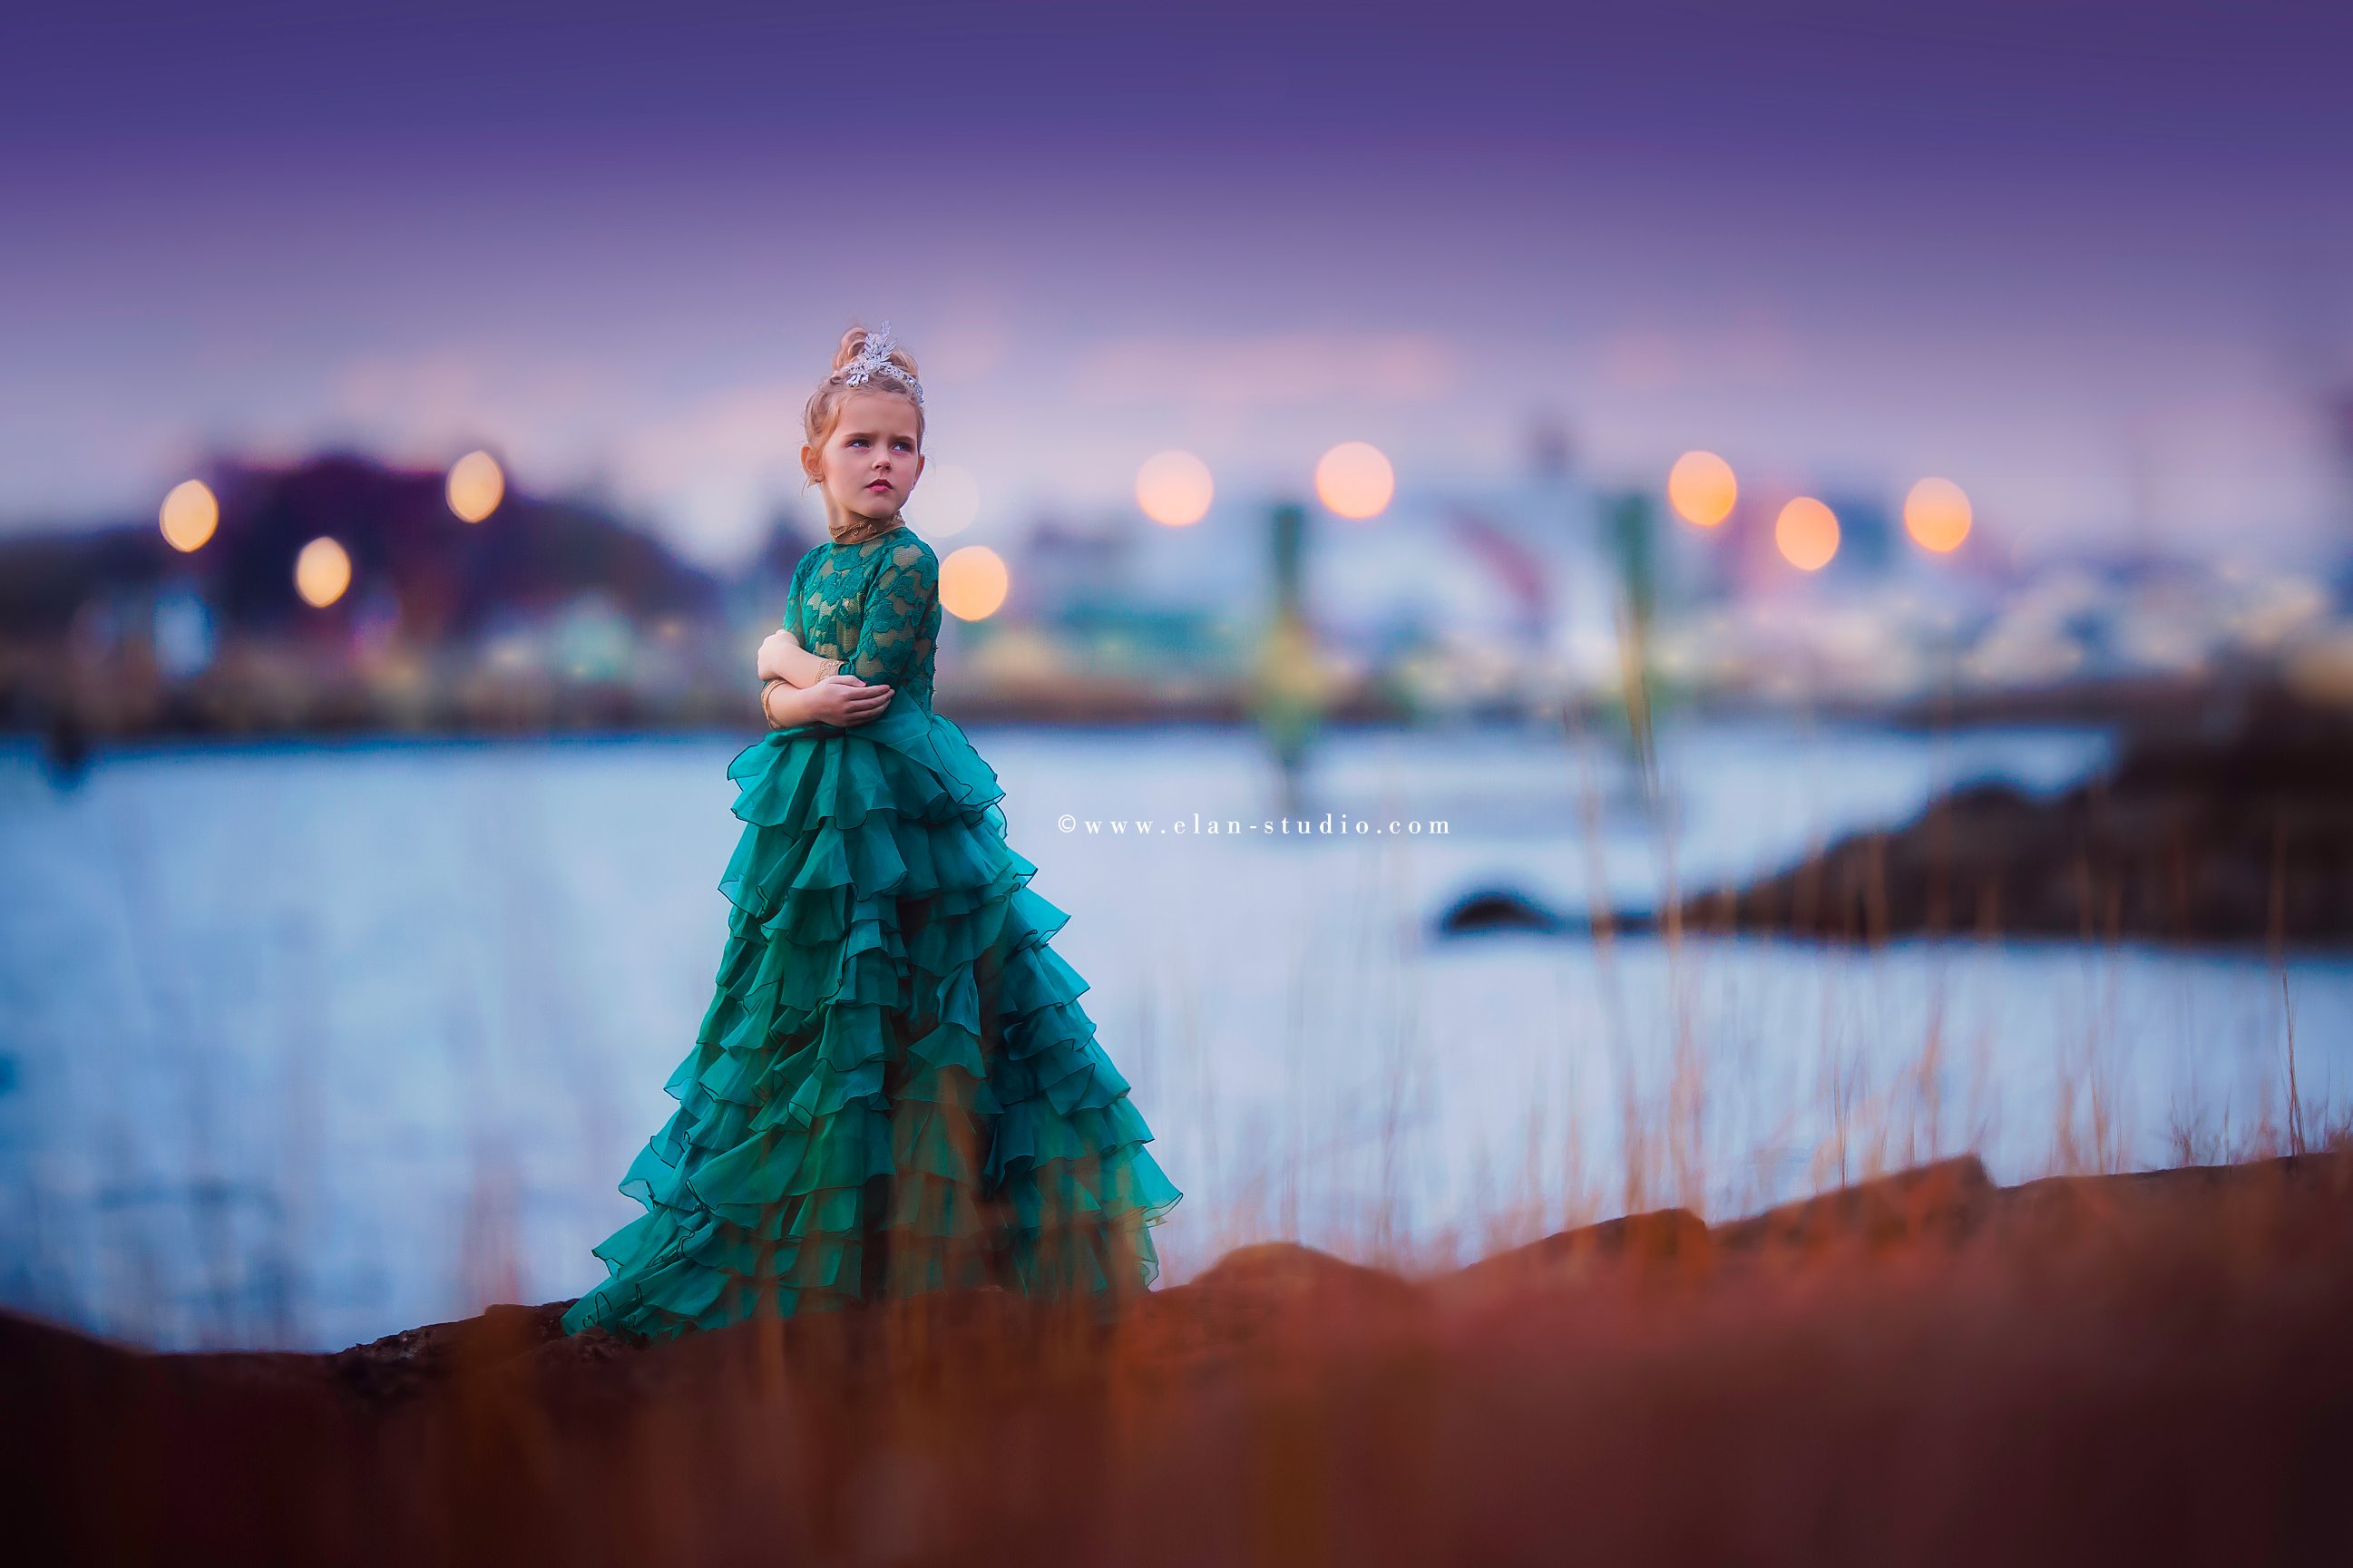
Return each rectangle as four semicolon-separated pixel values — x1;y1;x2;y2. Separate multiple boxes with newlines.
760;677;787;728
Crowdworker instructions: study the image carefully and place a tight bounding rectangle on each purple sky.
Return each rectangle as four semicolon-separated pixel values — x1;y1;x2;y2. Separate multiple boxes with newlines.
7;1;2351;564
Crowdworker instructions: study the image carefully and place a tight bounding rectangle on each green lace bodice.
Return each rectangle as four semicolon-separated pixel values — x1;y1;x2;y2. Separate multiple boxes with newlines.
786;525;943;714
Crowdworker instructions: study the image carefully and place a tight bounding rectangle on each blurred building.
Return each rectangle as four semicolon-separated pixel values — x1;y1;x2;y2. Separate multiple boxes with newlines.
9;435;2353;741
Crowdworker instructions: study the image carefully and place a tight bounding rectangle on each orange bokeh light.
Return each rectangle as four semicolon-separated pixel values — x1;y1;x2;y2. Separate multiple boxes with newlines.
1904;477;1973;554
940;545;1009;621
1313;442;1393;520
1136;450;1214;527
1667;451;1737;528
295;537;353;607
160;479;220;552
1774;497;1840;572
447;451;505;523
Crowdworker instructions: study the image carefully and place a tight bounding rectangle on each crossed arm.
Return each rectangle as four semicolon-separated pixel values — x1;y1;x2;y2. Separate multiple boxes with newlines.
757;628;891;729
758;547;938;730
757;628;841;689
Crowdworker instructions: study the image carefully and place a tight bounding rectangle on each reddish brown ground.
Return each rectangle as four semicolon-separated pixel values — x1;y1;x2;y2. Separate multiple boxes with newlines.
7;1152;2350;1566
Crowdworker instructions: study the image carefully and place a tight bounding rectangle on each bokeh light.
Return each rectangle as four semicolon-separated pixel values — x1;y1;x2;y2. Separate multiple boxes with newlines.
940;545;1009;621
159;479;219;552
1136;450;1214;526
1313;441;1393;520
295;537;353;608
1904;476;1973;554
918;462;980;537
446;451;505;523
1774;497;1840;571
1667;451;1737;528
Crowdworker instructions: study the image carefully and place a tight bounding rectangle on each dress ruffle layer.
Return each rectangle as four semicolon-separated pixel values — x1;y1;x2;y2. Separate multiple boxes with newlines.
561;698;1181;1341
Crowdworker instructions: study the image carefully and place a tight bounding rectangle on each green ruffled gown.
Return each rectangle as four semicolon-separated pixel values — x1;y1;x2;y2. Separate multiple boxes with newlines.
561;524;1182;1340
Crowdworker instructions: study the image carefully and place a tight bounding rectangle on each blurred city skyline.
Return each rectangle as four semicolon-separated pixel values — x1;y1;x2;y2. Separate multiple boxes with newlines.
6;1;2352;566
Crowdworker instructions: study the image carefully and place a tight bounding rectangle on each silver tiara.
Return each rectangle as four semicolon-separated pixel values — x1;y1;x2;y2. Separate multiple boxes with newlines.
834;319;923;406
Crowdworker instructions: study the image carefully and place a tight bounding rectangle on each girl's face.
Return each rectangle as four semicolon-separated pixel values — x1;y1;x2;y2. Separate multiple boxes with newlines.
803;390;925;526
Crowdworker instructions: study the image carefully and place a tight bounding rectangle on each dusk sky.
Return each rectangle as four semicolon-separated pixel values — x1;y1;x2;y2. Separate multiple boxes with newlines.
7;1;2351;565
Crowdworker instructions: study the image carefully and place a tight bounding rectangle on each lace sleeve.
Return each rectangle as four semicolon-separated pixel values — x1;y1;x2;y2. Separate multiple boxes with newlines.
848;541;940;688
784;552;811;642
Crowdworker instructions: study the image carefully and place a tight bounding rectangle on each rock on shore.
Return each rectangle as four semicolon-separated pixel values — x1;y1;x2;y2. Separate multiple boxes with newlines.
1621;690;2353;944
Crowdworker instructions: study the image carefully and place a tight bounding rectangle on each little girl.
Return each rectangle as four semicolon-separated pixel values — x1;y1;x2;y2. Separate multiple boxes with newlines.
561;324;1182;1340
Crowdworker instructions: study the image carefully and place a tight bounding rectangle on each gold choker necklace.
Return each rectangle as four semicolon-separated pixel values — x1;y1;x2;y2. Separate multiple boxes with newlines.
826;511;899;547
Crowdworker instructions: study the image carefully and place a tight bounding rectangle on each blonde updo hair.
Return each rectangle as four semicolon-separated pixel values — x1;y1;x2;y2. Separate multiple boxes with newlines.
802;324;926;464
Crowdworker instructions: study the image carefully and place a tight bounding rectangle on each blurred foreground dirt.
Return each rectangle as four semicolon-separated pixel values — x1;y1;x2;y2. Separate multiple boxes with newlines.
7;1151;2351;1566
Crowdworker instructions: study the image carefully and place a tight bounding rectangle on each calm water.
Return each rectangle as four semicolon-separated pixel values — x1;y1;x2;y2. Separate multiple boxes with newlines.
3;720;2347;1351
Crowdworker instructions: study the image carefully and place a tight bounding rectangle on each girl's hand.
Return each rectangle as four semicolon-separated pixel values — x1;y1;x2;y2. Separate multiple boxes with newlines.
797;673;893;727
